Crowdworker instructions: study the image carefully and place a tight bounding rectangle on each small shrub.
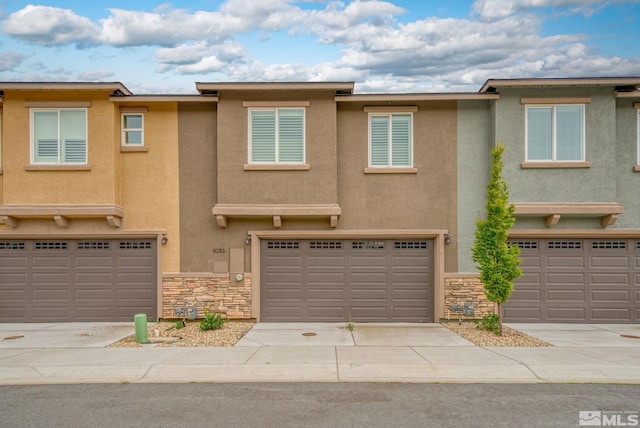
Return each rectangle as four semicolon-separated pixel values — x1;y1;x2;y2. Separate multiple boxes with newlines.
175;320;185;330
199;312;227;331
475;313;501;335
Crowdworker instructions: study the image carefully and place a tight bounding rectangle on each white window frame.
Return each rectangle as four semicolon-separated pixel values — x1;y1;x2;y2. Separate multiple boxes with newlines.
525;104;586;162
30;108;88;165
637;109;640;166
368;112;414;168
248;108;306;164
121;113;144;146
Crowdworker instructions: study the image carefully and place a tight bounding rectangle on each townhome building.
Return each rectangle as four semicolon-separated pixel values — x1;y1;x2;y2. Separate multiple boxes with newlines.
0;77;638;324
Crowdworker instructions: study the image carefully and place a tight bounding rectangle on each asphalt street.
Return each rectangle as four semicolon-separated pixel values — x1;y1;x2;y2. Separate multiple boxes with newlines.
1;383;639;428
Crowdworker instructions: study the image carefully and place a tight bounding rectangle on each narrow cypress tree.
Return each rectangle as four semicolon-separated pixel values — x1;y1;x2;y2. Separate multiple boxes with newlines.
472;145;521;335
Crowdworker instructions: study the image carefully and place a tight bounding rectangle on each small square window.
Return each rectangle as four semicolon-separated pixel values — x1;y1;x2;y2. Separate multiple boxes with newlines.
122;113;144;146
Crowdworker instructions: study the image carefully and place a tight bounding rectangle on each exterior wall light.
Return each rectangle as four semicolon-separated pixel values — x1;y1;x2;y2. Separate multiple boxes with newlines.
161;237;168;245
444;234;452;245
245;236;252;245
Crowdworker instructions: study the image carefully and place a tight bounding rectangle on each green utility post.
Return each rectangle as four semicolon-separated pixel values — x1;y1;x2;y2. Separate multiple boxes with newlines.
134;313;148;344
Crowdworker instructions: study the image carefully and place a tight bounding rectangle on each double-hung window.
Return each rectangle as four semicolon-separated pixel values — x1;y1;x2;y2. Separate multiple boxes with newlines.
369;113;413;167
249;108;305;164
526;104;585;162
31;108;87;164
122;113;144;146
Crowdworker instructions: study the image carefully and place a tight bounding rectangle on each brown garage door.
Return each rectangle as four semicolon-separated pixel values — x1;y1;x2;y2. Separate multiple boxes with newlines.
505;239;640;323
0;239;157;322
261;239;433;322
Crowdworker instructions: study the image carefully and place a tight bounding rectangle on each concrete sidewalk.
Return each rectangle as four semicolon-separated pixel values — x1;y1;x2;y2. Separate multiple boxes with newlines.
0;322;639;385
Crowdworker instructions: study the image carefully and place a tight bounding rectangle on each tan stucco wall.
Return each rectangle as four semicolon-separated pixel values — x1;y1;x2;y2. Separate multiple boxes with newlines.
177;102;218;272
337;101;459;272
118;102;181;272
216;90;339;205
2;90;117;205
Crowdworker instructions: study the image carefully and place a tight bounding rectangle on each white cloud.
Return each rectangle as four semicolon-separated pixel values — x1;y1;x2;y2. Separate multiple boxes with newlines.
472;0;639;20
1;5;99;46
0;51;27;71
77;70;115;81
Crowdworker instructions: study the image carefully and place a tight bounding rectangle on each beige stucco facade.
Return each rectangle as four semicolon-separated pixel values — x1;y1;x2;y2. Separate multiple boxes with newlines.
0;85;182;316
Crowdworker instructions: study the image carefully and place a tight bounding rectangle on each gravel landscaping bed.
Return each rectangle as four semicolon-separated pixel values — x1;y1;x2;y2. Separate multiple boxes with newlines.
441;321;551;347
107;320;256;348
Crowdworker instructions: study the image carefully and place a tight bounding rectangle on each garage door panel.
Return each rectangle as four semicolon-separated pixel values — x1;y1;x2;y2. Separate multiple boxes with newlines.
546;307;586;321
261;239;433;322
350;256;387;267
590;273;630;285
392;272;429;284
507;238;638;323
307;272;345;285
265;288;303;301
520;256;541;268
266;272;303;283
308;307;345;320
265;256;303;268
546;290;585;302
76;289;112;300
117;288;155;300
307;288;344;300
33;257;70;269
33;273;70;285
517;272;542;286
0;289;27;300
590;256;629;268
0;239;157;322
591;308;631;322
545;256;584;268
392;288;428;300
351;288;387;300
117;256;154;268
591;290;630;302
308;256;344;267
350;273;387;284
545;273;585;285
392;255;430;267
0;257;28;268
510;288;541;301
33;289;70;300
76;273;112;285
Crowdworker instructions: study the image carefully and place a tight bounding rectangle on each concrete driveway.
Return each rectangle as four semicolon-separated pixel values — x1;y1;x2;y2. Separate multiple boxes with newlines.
0;323;135;348
506;323;640;347
235;322;474;347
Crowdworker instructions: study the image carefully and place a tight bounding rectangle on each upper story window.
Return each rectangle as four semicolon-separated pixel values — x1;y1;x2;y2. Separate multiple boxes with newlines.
249;108;305;164
122;113;144;146
31;108;87;164
526;105;585;162
369;113;413;167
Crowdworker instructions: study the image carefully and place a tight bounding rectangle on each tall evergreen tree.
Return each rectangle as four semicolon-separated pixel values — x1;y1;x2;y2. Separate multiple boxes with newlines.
472;145;522;335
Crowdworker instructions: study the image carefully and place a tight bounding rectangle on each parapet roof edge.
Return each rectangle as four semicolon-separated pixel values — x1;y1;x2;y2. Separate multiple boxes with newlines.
480;77;640;93
196;81;355;94
0;82;132;95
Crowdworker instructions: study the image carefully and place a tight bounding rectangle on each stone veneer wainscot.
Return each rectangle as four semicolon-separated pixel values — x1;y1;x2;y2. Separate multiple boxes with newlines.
162;273;252;320
444;275;496;320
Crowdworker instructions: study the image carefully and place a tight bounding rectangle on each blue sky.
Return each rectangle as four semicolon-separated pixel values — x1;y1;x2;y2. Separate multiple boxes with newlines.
0;0;639;94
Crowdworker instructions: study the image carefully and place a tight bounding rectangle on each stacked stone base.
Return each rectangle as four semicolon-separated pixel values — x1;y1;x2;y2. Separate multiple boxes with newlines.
162;273;252;320
444;275;495;321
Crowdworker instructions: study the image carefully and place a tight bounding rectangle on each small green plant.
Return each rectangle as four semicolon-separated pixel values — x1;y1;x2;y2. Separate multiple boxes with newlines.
345;311;355;331
199;312;227;331
475;313;500;335
175;320;185;330
346;321;355;332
